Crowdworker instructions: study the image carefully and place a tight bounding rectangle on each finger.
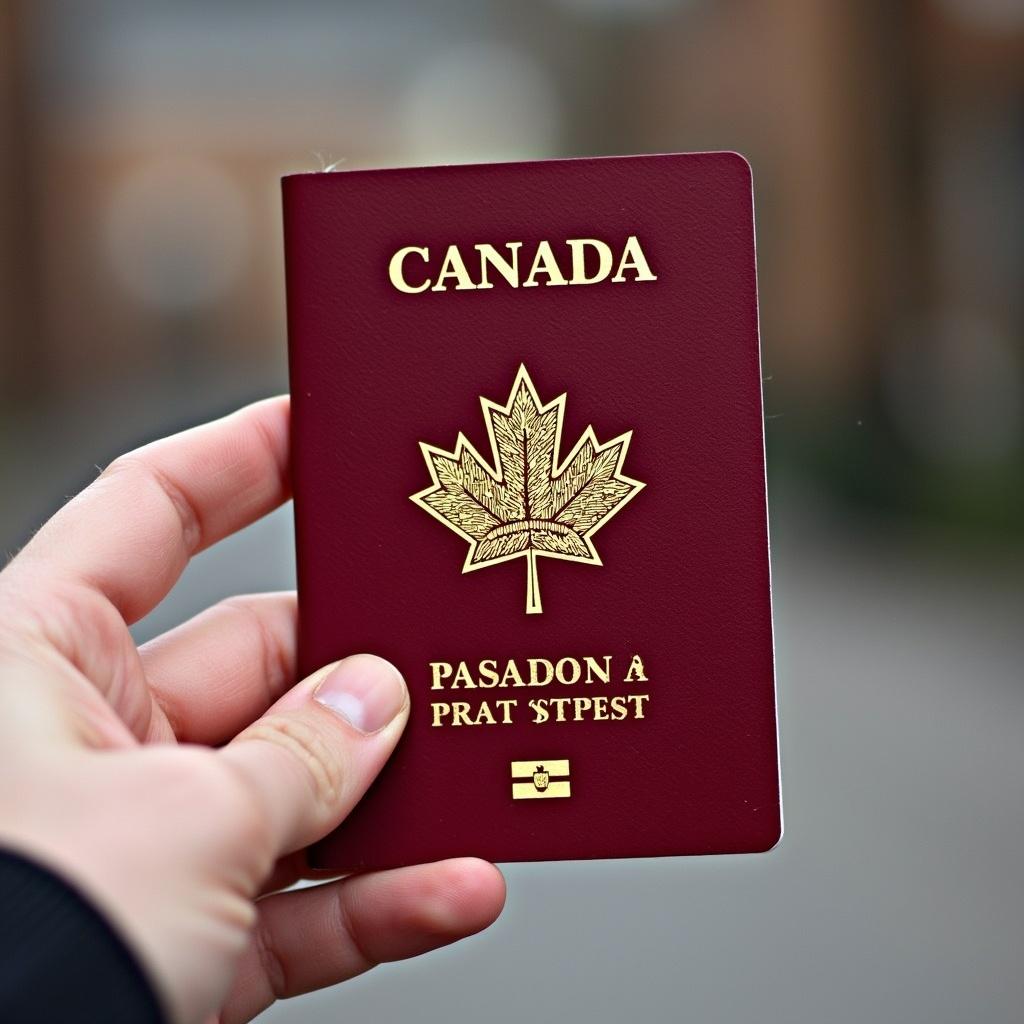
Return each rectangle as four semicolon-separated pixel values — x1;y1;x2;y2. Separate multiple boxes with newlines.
219;653;409;858
221;859;506;1024
139;592;297;745
10;396;289;623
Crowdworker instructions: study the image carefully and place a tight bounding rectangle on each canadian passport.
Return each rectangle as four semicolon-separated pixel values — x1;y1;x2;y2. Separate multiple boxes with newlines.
282;152;781;869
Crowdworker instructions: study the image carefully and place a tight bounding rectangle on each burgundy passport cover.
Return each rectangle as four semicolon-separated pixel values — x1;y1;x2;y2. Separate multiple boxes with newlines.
282;152;780;869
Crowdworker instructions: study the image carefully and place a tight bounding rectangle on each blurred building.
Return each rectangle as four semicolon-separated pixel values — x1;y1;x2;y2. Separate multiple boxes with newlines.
2;0;1024;542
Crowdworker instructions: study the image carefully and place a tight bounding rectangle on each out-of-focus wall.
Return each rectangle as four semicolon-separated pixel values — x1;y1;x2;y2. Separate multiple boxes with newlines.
2;0;1023;550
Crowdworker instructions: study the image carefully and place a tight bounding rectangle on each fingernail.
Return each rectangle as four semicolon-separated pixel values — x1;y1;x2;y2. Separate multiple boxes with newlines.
313;654;407;733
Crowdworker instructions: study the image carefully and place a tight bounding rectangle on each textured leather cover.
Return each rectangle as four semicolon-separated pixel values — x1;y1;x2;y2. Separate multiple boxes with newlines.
283;152;780;869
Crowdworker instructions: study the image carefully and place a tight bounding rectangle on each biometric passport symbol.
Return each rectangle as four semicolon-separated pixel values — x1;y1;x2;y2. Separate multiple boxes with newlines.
411;365;644;614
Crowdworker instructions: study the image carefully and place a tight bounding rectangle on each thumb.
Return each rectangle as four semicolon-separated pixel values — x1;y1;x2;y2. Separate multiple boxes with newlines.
218;653;409;858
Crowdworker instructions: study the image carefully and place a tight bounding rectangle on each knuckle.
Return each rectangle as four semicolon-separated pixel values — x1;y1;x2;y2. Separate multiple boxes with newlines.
102;453;203;554
240;715;343;817
252;913;290;1000
331;888;374;974
218;596;293;701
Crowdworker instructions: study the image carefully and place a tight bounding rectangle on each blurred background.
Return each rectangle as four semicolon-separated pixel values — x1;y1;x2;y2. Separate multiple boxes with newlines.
2;1;1023;1021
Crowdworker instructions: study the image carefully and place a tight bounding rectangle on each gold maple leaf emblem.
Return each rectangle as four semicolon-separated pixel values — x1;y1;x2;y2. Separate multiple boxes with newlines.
411;365;644;614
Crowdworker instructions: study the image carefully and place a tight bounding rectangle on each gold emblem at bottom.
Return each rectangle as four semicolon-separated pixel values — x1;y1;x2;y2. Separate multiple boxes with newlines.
511;759;571;799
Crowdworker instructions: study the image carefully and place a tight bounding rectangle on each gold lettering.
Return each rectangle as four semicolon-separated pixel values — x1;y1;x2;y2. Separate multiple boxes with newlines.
628;693;650;718
624;654;648;683
573;697;593;718
430;661;453;690
450;702;474;725
453;662;476;688
475;242;522;288
522;241;568;288
501;661;525;687
427;655;649;728
391;238;657;292
495;698;517;724
474;701;497;725
556;657;581;685
526;692;650;723
431;245;475;291
529;659;554;687
611;235;657;283
568;238;613;285
549;697;570;722
389;245;431;293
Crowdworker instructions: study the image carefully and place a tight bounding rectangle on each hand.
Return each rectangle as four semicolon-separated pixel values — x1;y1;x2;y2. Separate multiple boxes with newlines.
0;397;505;1024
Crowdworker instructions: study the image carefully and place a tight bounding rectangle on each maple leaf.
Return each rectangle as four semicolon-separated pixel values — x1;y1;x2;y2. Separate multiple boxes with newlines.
411;365;644;614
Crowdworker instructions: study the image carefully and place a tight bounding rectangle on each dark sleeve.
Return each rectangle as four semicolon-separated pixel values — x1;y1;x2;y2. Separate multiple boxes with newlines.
0;848;164;1024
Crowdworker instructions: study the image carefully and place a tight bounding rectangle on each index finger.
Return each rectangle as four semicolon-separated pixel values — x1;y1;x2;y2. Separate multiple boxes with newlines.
10;396;290;623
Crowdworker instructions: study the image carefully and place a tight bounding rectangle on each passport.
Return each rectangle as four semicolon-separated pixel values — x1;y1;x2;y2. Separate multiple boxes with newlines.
282;152;781;869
